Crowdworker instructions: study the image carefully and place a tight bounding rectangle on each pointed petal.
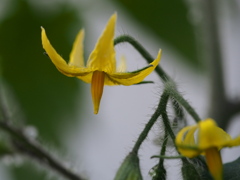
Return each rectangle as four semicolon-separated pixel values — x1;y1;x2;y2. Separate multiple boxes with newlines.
41;27;92;77
175;125;196;145
198;118;232;150
106;49;161;85
41;27;70;74
184;126;198;145
227;136;240;147
87;13;117;73
91;71;105;114
69;29;85;67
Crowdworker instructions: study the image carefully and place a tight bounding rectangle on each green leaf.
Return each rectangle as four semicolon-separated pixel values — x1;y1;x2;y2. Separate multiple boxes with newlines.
115;0;199;67
0;139;14;157
0;0;82;146
223;157;240;180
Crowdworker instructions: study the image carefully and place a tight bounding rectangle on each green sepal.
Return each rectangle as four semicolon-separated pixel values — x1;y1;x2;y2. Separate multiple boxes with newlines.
130;64;153;74
182;157;212;180
134;81;154;85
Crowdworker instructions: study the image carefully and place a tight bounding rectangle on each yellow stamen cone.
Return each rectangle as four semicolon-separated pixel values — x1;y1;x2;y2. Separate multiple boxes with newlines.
205;147;223;180
91;71;105;114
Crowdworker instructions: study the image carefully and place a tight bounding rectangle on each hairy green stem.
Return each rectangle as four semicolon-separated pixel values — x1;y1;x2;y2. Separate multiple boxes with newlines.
131;88;170;154
159;92;201;179
172;98;185;120
160;93;176;141
168;88;201;123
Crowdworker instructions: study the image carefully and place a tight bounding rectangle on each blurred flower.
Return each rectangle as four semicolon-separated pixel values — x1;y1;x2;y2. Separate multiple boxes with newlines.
175;118;240;180
41;13;161;114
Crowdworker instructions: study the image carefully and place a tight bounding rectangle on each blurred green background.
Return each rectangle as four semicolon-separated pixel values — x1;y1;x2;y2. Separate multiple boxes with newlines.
0;0;239;179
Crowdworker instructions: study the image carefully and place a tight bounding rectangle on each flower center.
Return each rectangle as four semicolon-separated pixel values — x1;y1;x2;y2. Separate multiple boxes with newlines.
91;71;105;114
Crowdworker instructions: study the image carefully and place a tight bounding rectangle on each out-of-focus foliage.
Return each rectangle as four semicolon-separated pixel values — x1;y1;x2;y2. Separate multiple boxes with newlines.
223;157;240;180
0;0;83;179
116;0;199;67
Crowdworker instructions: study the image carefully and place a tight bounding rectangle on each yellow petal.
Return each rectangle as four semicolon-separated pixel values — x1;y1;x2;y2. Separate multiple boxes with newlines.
87;13;117;73
41;27;92;77
105;49;161;85
41;27;70;74
91;71;105;114
175;125;196;145
226;136;240;147
198;118;232;150
76;73;93;83
175;125;200;158
183;126;197;145
69;29;85;67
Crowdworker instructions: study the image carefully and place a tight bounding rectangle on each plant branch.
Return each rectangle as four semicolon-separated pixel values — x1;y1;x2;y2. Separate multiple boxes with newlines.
168;88;201;123
0;118;84;180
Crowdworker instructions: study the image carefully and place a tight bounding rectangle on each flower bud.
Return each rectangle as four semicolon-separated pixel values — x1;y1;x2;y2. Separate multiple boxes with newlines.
114;152;143;180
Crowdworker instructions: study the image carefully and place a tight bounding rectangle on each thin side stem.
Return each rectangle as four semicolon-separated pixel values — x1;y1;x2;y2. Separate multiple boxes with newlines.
151;155;185;159
160;93;176;141
153;130;168;180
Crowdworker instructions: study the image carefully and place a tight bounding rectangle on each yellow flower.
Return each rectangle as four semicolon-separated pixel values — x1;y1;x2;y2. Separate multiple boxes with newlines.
41;13;161;114
175;118;240;180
